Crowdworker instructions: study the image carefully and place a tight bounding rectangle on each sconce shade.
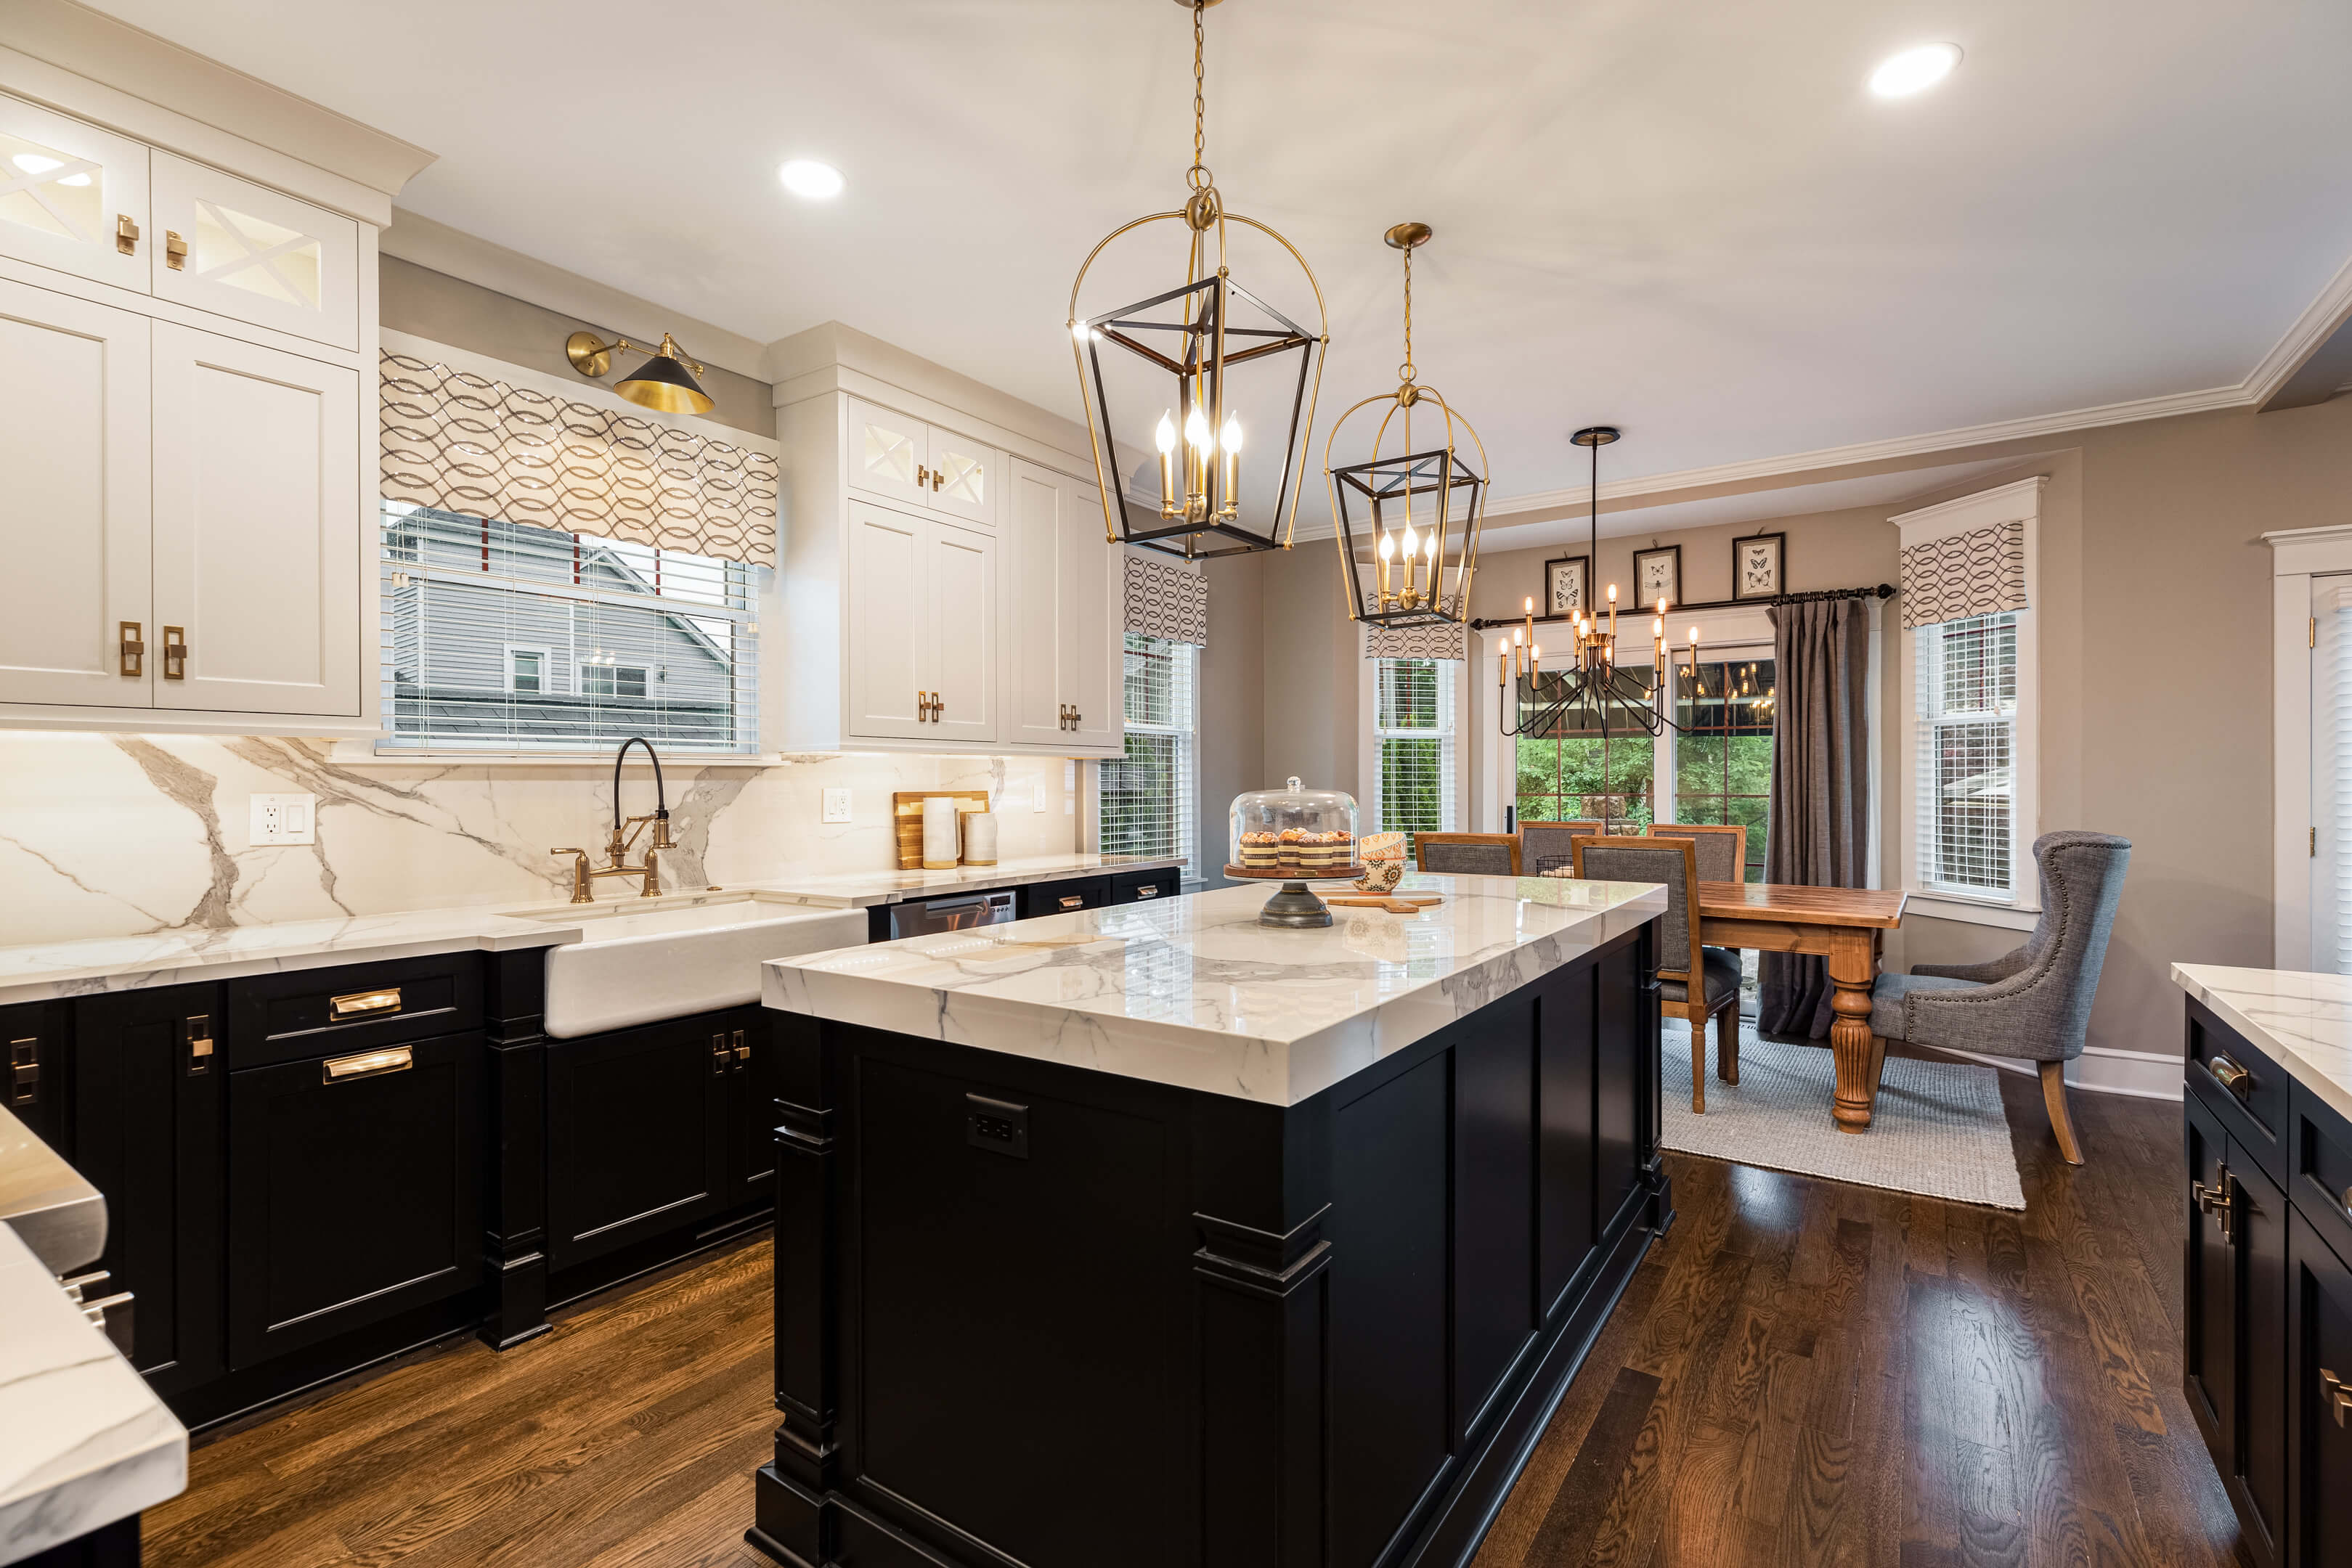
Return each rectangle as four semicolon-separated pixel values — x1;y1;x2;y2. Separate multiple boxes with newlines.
614;340;714;415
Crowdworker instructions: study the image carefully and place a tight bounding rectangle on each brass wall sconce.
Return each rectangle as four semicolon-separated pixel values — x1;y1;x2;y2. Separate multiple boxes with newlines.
565;330;715;415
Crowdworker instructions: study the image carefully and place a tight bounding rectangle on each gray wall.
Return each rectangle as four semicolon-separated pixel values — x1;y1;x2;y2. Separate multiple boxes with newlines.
1195;552;1266;871
1259;545;1365;801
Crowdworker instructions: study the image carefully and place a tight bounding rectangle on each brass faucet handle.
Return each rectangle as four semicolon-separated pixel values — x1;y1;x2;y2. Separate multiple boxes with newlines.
652;814;676;851
551;846;595;904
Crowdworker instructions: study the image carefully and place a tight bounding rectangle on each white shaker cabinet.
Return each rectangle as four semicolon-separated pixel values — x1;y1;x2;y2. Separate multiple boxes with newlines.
149;152;361;352
1004;460;1119;751
842;498;998;744
0;92;151;294
924;517;998;743
846;396;1001;529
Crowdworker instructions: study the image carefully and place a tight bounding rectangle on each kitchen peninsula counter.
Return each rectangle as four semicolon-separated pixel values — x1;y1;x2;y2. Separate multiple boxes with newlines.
750;873;1671;1568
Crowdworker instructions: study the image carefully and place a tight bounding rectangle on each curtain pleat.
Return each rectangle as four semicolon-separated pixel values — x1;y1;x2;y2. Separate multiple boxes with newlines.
1757;598;1873;1039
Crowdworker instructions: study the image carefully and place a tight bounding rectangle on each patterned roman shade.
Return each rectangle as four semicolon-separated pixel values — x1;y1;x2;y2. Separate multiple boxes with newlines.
379;351;778;567
1123;555;1208;645
1360;593;1468;660
1897;520;2027;629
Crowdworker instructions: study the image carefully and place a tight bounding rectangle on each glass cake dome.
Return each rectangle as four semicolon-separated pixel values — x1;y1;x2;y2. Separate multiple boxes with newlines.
1228;777;1360;879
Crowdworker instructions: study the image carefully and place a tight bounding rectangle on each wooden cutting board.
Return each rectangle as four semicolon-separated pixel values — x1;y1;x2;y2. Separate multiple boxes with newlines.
892;791;991;869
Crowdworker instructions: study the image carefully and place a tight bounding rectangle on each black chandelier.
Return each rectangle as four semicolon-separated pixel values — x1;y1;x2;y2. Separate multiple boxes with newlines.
1498;428;1703;740
1066;0;1329;559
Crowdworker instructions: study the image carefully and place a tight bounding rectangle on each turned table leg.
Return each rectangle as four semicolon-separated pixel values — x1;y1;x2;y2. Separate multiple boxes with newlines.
1827;926;1880;1132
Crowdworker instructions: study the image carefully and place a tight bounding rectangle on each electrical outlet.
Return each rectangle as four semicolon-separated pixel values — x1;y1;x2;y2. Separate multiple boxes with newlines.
821;788;853;824
1032;783;1048;813
249;793;317;846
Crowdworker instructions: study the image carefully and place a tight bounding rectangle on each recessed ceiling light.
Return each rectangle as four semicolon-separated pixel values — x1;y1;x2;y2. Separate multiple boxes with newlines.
1868;42;1962;98
778;159;844;200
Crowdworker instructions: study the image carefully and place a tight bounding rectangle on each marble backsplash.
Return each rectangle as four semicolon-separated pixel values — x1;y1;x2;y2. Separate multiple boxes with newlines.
0;734;1083;949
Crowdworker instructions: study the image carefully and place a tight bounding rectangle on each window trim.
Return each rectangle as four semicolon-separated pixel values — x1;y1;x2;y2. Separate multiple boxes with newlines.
1089;634;1200;875
1359;653;1467;841
579;661;651;701
2266;523;2352;967
503;643;553;695
1892;478;2043;928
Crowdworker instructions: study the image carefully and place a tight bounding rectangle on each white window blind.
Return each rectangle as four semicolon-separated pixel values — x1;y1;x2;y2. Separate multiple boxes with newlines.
2312;584;2352;972
1375;657;1457;846
381;502;760;753
1914;613;2017;897
1099;633;1197;865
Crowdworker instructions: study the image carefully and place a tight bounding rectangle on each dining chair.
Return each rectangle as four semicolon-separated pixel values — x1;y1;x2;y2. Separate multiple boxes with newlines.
1645;822;1749;1082
1518;820;1606;877
1415;833;1523;876
1866;830;2131;1164
1571;834;1741;1114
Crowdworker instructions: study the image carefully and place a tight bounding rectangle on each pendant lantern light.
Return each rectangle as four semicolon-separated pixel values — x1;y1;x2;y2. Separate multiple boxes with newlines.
1067;0;1330;558
1324;222;1489;628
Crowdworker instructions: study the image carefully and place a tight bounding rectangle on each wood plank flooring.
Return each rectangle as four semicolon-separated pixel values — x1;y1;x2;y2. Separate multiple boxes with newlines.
147;1058;2243;1568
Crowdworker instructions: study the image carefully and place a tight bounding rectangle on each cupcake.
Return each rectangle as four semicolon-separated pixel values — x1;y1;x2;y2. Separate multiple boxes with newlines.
1277;828;1305;873
1238;830;1279;871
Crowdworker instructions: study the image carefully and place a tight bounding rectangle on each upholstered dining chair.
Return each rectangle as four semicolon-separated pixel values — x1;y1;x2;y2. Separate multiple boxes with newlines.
1415;833;1522;877
1647;822;1749;1079
1571;835;1741;1113
1867;830;2131;1165
1518;820;1606;876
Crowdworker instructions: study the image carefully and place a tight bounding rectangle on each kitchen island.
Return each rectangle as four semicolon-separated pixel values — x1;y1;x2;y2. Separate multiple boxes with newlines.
750;873;1669;1568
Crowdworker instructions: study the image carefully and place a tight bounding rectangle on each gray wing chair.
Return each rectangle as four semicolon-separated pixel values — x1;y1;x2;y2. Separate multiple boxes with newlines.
1868;830;2131;1164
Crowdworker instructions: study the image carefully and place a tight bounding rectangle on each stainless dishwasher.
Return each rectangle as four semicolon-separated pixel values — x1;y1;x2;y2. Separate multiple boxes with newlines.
888;888;1016;939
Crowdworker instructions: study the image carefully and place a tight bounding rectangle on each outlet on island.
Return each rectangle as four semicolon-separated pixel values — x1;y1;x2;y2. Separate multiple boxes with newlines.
964;1093;1029;1159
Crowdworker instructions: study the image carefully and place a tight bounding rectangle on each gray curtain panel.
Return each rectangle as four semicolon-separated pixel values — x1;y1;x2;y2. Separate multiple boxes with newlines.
1757;597;1872;1038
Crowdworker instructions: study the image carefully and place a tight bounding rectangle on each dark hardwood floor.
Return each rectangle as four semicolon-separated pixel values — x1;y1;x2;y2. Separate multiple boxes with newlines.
147;1058;2239;1568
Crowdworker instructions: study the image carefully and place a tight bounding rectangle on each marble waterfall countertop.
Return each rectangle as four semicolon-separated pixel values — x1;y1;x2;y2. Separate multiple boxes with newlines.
762;873;1668;1106
0;853;1184;1008
2172;963;2352;1125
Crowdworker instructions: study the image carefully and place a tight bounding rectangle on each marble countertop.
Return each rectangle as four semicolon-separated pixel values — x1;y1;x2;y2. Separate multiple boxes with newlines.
762;873;1667;1106
2171;963;2352;1127
0;1222;186;1567
0;1106;103;1275
0;853;1187;1008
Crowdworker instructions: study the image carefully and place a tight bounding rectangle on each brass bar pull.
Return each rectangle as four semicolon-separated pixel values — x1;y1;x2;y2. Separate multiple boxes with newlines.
164;230;187;270
118;622;144;677
2194;1162;2235;1244
915;464;929;489
322;1046;412;1083
932;467;945;491
712;1033;730;1077
186;1015;213;1076
733;1029;749;1069
2322;1368;2352;1428
329;987;402;1020
1059;895;1083;910
9;1037;38;1107
2207;1054;2251;1097
115;215;139;255
161;626;188;680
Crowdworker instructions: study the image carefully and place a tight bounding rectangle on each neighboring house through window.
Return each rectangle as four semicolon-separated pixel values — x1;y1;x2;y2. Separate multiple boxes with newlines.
1099;633;1198;867
1373;657;1457;850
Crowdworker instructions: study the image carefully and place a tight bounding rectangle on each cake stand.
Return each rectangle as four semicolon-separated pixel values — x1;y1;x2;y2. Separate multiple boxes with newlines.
1221;863;1367;928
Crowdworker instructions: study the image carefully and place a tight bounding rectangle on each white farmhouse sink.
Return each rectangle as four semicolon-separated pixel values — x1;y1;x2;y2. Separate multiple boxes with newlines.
516;891;869;1038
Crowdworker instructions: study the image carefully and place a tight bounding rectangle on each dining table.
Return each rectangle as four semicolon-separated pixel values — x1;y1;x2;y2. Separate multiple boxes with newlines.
1694;881;1909;1132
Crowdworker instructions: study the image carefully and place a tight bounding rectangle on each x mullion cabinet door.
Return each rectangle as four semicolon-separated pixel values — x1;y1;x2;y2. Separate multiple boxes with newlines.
0;91;150;292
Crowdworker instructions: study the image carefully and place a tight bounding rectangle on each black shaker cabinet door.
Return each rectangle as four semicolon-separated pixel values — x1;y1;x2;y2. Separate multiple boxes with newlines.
2288;1212;2352;1568
226;1030;482;1370
2237;1150;2289;1567
2185;1091;2237;1464
545;1015;729;1272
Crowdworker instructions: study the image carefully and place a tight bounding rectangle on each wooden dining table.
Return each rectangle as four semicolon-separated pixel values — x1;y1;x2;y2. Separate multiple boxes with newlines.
1696;881;1908;1132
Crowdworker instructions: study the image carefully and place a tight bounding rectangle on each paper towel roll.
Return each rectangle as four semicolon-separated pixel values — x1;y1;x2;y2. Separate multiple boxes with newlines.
921;797;960;869
962;812;998;866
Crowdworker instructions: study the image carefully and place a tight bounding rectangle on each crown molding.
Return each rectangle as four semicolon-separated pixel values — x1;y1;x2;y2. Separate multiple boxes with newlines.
2252;247;2352;412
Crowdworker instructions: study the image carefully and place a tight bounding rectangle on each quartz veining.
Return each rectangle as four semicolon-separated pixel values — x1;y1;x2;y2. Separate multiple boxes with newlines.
2171;963;2352;1125
762;873;1667;1105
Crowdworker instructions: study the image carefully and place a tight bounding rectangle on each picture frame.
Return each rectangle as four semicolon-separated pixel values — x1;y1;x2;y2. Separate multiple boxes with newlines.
1731;531;1784;602
1631;544;1682;611
1542;554;1590;616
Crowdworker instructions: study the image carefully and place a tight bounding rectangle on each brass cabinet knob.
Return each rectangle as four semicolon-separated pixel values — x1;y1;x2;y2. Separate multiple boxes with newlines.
164;230;187;271
2322;1367;2352;1428
115;214;139;255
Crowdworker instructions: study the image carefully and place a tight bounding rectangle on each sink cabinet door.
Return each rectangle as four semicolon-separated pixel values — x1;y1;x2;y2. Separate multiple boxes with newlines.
726;1009;778;1206
546;1016;730;1273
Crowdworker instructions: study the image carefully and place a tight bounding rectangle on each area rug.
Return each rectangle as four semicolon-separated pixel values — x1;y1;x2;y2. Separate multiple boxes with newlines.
1660;1019;2026;1210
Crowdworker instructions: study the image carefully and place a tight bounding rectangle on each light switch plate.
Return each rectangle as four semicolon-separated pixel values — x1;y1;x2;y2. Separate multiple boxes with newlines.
250;792;317;846
1031;783;1048;813
821;788;853;824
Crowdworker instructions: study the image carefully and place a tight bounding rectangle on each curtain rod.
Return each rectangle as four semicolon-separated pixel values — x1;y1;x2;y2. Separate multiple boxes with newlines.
1468;581;1893;630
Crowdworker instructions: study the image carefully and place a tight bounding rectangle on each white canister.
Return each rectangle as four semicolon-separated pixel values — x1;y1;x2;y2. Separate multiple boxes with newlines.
921;797;960;869
962;811;999;866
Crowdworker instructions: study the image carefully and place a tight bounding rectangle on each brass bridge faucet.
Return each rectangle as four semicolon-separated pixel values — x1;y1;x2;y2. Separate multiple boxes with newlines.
552;736;674;902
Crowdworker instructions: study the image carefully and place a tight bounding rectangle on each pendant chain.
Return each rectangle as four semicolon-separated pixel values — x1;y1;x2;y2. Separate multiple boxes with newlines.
1399;247;1415;385
1189;1;1208;185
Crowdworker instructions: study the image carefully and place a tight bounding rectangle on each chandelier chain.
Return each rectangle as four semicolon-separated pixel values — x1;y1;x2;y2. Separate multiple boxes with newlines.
1188;1;1210;189
1399;245;1415;385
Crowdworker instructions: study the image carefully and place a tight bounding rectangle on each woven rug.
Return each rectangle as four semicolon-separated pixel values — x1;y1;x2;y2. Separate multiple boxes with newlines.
1661;1019;2025;1210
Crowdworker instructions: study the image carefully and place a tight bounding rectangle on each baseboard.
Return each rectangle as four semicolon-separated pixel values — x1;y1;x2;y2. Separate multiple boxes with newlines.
1930;1044;2182;1101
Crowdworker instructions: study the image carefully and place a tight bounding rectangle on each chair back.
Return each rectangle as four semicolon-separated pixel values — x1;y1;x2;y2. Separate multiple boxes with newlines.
2019;830;2133;1058
1518;820;1606;876
1646;822;1746;884
1571;835;1701;981
1415;832;1522;877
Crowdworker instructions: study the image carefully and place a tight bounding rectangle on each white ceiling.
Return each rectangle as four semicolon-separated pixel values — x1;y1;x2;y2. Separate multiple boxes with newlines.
83;1;2352;499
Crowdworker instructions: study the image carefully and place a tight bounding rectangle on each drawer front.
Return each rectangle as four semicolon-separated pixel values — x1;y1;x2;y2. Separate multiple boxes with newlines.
148;150;359;351
226;1029;482;1368
1020;876;1112;919
2292;1082;2352;1270
2188;998;2289;1189
1110;867;1179;905
227;952;481;1069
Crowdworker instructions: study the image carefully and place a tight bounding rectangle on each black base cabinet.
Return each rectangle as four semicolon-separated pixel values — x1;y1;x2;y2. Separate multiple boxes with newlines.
751;920;1667;1568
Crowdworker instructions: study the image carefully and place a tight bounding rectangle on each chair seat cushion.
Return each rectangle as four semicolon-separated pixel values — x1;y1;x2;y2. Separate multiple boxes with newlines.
1661;947;1741;1009
1869;971;1982;1040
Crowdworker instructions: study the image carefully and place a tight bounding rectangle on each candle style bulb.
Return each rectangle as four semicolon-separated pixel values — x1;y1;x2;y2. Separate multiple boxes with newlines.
1183;407;1210;449
1219;415;1242;453
1656;596;1668;618
1155;412;1175;454
1378;531;1394;561
1424;531;1438;560
1401;521;1417;556
1653;615;1664;637
1524;597;1534;614
1607;583;1618;605
1512;626;1522;646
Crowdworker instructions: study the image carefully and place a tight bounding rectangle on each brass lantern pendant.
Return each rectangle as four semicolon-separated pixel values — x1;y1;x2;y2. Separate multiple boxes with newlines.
1325;222;1490;628
1067;0;1330;559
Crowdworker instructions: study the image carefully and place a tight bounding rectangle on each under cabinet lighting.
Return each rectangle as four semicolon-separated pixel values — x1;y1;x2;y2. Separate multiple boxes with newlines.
779;160;845;200
1869;43;1962;97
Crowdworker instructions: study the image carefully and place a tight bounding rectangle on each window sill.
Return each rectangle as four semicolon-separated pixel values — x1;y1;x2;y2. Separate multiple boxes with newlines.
324;739;776;767
1903;891;2041;931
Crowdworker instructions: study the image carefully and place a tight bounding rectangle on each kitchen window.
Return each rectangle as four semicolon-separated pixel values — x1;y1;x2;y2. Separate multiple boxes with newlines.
1374;657;1457;849
1099;633;1198;866
381;502;760;754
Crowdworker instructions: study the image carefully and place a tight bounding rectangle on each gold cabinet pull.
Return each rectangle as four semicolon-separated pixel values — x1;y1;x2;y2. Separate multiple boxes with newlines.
931;467;945;491
186;1015;213;1076
2194;1161;2235;1244
329;987;402;1020
2207;1054;2251;1097
161;626;188;680
164;230;187;271
1058;895;1083;910
118;621;145;677
2322;1368;2352;1428
323;1046;411;1083
712;1032;731;1077
115;214;139;255
915;464;930;489
732;1029;749;1069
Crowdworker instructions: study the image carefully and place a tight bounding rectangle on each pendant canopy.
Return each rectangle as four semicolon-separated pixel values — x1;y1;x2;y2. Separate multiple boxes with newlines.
1324;222;1489;629
1067;0;1329;558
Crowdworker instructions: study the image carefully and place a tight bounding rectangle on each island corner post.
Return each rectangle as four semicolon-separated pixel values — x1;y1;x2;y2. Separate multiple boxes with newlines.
750;910;1667;1568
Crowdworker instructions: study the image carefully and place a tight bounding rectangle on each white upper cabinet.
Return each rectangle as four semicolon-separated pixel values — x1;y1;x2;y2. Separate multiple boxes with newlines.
847;396;1001;527
1005;461;1119;751
0;279;152;709
150;324;362;715
845;499;932;740
150;151;360;351
924;518;998;743
0;92;151;293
